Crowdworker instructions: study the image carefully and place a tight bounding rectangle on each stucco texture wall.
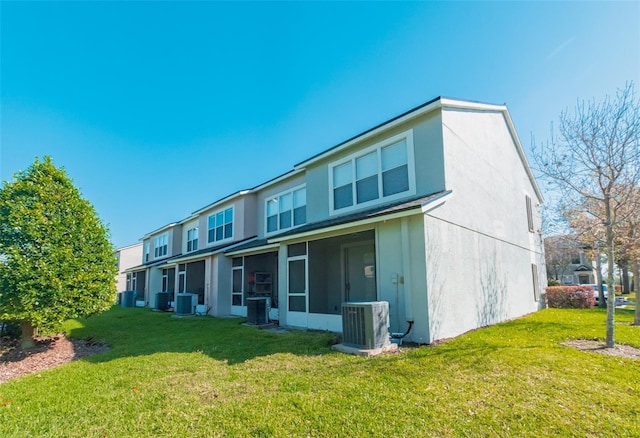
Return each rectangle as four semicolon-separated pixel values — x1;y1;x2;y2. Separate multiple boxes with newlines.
422;108;545;342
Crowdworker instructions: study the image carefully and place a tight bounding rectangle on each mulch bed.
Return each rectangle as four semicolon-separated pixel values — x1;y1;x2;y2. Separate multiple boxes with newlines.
562;339;640;360
0;335;109;384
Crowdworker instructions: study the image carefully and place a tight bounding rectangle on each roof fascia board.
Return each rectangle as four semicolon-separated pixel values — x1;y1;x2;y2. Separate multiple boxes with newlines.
439;100;544;204
421;190;453;213
294;98;443;169
191;189;251;216
169;237;259;264
116;242;143;251
142;222;178;240
251;168;305;192
500;111;545;204
225;243;280;257
292;97;510;171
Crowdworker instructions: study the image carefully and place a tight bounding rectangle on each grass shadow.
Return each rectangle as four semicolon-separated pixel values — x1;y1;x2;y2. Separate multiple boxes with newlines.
66;306;339;366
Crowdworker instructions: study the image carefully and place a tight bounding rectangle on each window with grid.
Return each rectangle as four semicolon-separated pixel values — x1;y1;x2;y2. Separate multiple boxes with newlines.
154;234;168;258
330;134;412;213
187;227;198;252
266;187;306;234
207;207;233;243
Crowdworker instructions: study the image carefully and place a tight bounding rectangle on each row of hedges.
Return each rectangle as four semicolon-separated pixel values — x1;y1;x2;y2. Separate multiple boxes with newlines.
545;286;596;309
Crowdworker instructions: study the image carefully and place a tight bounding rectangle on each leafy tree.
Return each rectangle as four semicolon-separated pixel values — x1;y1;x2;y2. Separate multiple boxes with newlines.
0;157;117;348
533;83;640;347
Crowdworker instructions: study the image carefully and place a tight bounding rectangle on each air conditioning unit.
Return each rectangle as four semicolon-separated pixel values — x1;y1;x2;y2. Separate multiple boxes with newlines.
246;297;269;325
155;292;170;311
175;293;196;316
120;290;136;308
342;301;390;349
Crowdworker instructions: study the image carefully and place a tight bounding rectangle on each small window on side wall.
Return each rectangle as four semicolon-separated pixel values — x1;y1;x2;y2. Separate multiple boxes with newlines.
531;264;540;301
526;195;534;233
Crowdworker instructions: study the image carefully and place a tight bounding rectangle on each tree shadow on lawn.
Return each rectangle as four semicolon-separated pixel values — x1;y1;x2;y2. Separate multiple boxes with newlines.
0;336;57;363
67;307;340;366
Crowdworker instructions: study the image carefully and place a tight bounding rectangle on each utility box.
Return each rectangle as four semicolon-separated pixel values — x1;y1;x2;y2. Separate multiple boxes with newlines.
341;301;390;349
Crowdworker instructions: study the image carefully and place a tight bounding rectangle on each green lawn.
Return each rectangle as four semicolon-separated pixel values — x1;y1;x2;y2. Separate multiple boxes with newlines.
1;306;639;437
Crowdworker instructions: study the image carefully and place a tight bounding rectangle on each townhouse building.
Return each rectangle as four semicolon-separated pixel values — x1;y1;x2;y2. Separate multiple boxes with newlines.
125;96;546;344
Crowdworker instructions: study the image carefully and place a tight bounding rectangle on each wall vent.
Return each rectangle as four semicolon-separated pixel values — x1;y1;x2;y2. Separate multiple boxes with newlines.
341;301;390;349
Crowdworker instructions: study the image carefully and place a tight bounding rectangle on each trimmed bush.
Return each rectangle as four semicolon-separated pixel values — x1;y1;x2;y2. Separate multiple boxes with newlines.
548;279;561;286
545;286;595;309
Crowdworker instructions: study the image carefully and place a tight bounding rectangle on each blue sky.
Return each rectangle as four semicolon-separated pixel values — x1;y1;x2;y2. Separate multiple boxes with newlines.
1;1;638;248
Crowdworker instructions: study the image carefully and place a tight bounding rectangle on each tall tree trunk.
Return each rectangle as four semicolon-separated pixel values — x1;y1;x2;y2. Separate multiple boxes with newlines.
19;321;35;349
595;247;607;308
622;265;630;294
605;199;616;348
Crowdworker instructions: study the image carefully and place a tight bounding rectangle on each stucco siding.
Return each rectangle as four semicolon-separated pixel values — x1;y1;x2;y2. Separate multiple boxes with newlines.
440;108;540;246
376;215;429;343
424;212;540;341
304;111;447;224
419;107;545;342
115;243;143;292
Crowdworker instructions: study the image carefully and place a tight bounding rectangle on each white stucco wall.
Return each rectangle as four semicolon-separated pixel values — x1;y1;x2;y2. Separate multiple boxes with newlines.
421;108;546;342
115;243;143;292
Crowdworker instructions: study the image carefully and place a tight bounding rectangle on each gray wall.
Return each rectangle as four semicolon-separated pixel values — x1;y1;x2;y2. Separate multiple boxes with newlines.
304;110;447;223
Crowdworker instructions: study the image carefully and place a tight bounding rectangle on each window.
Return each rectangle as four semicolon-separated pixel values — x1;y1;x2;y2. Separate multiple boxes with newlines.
187;227;198;252
526;195;534;232
266;187;306;234
161;268;175;295
178;264;186;293
208;207;233;243
287;243;307;313
144;242;150;263
154;234;168;258
531;264;540;301
232;257;243;306
329;131;413;213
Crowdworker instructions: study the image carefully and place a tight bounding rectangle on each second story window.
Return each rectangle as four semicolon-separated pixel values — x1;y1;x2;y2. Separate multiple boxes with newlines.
208;207;233;244
144;241;150;263
330;131;413;214
266;187;306;234
154;234;168;258
187;228;198;252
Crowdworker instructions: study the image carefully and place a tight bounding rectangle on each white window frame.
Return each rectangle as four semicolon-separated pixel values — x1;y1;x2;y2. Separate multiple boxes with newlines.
328;129;416;215
186;227;199;252
287;243;308;314
207;206;234;245
264;184;307;236
144;241;150;263
154;234;168;258
231;257;244;307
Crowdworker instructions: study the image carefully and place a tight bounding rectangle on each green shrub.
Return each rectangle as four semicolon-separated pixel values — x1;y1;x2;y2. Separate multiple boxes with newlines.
547;279;561;286
545;285;595;308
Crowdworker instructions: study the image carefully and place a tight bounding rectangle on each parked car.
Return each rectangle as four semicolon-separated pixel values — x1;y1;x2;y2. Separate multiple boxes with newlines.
586;284;608;302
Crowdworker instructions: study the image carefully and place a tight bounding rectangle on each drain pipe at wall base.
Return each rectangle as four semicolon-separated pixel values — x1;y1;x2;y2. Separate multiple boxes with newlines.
390;320;414;346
